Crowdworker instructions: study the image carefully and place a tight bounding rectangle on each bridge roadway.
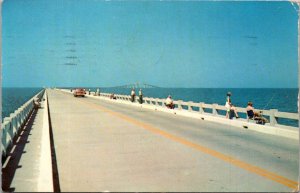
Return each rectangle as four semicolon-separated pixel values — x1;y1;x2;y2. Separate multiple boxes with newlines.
45;89;298;192
4;88;298;192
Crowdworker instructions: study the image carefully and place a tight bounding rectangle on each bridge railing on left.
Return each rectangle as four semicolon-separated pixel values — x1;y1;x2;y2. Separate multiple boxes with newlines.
1;89;45;160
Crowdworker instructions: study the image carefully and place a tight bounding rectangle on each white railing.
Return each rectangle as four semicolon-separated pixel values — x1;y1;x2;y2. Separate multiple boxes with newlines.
1;89;45;158
86;91;298;128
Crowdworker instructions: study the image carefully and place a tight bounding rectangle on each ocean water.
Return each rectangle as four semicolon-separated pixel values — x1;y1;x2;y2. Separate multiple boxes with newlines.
2;88;43;120
2;87;299;127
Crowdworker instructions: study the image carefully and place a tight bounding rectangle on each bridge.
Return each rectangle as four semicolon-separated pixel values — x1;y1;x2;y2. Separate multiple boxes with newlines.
1;89;299;192
112;82;160;89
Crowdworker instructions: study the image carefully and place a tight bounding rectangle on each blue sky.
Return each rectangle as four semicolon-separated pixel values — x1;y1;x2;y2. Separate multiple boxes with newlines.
2;0;298;88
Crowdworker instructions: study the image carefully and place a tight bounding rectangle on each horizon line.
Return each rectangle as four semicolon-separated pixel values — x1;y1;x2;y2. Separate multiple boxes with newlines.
2;86;299;89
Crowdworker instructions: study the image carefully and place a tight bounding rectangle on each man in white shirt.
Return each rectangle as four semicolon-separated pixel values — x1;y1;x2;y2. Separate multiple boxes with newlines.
130;89;136;102
165;95;174;109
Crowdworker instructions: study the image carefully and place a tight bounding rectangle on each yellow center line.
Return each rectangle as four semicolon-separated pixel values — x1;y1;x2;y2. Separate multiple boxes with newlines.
59;91;299;189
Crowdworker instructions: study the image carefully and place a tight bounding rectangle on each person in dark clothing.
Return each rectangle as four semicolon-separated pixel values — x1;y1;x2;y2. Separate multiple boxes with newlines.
246;101;268;124
138;89;143;104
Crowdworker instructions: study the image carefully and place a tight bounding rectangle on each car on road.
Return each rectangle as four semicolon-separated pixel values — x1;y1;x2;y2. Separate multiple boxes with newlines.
73;88;86;97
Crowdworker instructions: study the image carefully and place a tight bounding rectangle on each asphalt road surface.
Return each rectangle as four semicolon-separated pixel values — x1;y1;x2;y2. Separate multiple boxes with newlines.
47;89;299;192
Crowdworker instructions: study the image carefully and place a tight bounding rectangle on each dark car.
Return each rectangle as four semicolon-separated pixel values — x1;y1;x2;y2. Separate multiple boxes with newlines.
73;88;86;97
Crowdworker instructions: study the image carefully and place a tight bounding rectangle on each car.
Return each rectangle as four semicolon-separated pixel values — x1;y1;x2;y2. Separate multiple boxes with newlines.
73;88;86;97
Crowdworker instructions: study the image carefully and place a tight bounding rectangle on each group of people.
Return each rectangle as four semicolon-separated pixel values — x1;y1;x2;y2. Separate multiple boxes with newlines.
225;92;268;124
130;89;269;125
130;88;175;108
130;89;143;104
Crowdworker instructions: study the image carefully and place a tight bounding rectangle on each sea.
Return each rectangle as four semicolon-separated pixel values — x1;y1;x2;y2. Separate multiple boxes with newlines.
2;87;299;127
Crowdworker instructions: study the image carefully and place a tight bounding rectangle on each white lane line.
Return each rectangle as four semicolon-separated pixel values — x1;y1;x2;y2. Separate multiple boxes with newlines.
2;155;11;169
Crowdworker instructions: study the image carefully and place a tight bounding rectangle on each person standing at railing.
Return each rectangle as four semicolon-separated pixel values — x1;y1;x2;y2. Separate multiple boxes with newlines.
225;92;231;118
138;89;143;104
131;89;136;102
165;95;175;109
96;88;100;96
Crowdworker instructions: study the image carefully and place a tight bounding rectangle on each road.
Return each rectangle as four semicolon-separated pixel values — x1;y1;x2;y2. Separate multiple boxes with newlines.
47;89;299;192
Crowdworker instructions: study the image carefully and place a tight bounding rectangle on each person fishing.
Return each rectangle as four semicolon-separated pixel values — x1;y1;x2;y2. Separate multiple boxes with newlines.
246;101;268;124
165;95;175;109
229;103;239;119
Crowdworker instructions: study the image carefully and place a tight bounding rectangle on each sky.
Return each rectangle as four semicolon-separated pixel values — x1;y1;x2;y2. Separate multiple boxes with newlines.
2;0;299;88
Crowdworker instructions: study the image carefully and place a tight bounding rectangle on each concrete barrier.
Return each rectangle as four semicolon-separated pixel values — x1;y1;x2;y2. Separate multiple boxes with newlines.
1;89;45;158
59;89;299;140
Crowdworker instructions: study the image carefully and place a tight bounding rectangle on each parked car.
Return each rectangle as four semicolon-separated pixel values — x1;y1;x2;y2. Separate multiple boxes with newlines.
73;88;86;97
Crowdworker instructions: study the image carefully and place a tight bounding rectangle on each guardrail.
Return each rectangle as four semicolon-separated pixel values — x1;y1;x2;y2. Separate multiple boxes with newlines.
85;91;298;128
1;89;45;159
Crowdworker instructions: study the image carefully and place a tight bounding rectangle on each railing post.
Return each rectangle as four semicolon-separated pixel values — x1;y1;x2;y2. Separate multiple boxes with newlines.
155;98;158;106
188;101;192;112
25;104;29;118
199;102;204;114
212;103;218;116
17;109;21;128
178;100;183;110
2;124;7;157
4;117;13;144
21;109;25;125
2;121;9;153
134;96;137;103
161;99;166;107
12;113;17;134
269;109;278;126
